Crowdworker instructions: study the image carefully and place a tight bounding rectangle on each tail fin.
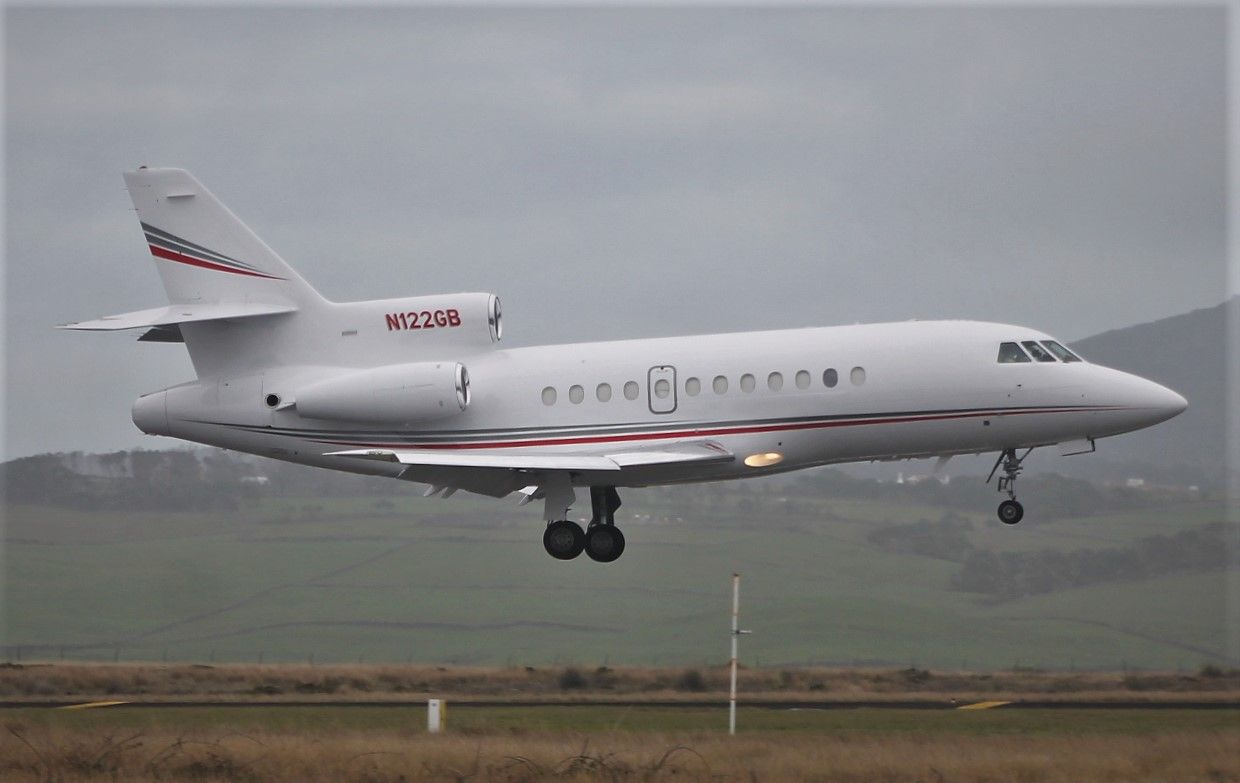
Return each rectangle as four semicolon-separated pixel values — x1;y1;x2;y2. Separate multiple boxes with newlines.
123;167;324;309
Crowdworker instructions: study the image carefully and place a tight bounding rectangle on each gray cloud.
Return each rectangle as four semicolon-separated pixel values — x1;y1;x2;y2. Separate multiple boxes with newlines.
4;6;1228;457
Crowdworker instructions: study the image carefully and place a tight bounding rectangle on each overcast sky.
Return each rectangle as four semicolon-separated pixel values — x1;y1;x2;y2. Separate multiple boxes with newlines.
3;5;1230;458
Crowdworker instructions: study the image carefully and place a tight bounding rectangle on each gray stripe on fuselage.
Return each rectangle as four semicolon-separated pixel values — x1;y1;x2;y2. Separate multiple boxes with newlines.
199;404;1112;445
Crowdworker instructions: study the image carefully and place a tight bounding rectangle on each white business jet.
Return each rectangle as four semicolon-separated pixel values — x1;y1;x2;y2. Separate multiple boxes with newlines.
64;168;1187;563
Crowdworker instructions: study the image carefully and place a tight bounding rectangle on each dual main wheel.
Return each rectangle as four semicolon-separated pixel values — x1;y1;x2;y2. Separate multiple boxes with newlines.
543;520;626;562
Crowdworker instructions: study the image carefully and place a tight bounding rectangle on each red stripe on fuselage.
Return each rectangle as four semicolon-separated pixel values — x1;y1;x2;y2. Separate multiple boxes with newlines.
149;245;284;280
312;406;1113;451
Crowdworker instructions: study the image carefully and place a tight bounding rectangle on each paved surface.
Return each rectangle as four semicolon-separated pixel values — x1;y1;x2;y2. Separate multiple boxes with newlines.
3;699;1237;711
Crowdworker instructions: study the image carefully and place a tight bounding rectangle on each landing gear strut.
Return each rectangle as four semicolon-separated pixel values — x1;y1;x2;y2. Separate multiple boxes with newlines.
584;487;625;563
987;448;1031;525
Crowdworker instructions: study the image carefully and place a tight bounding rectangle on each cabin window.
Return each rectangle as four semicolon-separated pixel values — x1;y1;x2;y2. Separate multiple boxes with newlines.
654;378;671;399
1022;340;1057;362
851;366;866;386
685;377;701;396
713;375;729;394
823;368;838;388
569;385;585;404
596;383;612;402
997;342;1031;363
623;381;640;400
1041;340;1083;362
795;370;811;390
768;372;784;391
740;373;756;393
541;386;557;405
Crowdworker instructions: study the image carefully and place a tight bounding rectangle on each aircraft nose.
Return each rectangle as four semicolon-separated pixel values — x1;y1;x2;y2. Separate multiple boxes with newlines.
1129;376;1188;425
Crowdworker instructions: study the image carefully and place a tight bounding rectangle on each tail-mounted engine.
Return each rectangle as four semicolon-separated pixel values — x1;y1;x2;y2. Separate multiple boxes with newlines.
376;292;501;347
290;361;471;424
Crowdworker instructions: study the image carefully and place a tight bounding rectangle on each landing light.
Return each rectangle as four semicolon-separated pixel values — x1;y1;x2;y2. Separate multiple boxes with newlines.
744;452;784;468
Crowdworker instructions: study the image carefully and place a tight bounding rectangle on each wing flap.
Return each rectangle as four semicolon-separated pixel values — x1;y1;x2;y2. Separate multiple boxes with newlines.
58;302;296;331
324;440;734;475
325;449;622;472
607;441;734;467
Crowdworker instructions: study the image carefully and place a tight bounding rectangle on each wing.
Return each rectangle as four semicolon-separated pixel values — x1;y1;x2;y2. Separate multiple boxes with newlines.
324;440;734;497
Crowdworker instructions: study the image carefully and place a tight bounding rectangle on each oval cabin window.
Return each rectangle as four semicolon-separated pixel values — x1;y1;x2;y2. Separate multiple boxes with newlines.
823;368;838;388
795;370;811;390
768;372;783;391
623;381;640;400
713;376;729;394
541;387;557;405
685;377;701;396
569;385;585;404
596;383;612;402
740;374;756;393
851;366;866;386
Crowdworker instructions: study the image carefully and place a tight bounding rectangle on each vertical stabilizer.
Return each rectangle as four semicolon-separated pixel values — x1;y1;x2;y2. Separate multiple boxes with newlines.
123;167;325;309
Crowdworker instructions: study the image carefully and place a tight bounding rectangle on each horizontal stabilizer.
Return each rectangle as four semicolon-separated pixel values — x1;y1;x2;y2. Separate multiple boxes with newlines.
58;302;296;332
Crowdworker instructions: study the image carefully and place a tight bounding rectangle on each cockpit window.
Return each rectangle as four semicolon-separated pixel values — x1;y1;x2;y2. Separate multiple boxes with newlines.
1041;340;1082;362
1022;340;1057;362
997;342;1031;363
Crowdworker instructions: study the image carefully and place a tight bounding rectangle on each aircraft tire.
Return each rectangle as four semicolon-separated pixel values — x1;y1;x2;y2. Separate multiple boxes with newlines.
543;520;586;560
584;525;626;563
998;500;1024;525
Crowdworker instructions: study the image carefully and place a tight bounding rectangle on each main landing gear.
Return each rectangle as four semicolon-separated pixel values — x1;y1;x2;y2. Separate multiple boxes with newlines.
543;486;626;563
987;448;1031;525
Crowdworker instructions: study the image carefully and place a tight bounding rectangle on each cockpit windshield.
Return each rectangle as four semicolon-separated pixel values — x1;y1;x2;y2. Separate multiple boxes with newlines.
1041;340;1082;362
1022;341;1056;362
997;339;1085;364
997;342;1031;363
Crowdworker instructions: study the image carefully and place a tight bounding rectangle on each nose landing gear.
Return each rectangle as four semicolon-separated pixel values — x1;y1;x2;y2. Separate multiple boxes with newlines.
997;499;1024;525
987;448;1031;525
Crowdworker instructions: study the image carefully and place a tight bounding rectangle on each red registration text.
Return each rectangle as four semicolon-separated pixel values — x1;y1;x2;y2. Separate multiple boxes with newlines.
385;309;462;331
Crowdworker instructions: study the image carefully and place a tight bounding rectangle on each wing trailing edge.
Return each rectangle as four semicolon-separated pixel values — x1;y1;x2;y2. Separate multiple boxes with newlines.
58;302;296;332
324;440;735;478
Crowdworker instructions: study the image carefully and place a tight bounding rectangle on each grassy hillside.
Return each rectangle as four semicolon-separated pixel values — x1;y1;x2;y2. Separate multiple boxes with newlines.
3;480;1233;669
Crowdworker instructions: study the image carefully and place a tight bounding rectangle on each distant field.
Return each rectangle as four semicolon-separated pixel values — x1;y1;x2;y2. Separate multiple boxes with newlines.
3;662;1239;705
2;487;1234;669
1;704;1237;782
2;663;1238;703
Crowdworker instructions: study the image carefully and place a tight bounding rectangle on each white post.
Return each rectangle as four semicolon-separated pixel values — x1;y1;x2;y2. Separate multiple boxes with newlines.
729;573;740;736
427;699;442;733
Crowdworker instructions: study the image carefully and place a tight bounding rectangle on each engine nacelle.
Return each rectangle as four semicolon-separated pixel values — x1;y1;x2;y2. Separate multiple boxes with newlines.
374;292;501;348
293;362;470;424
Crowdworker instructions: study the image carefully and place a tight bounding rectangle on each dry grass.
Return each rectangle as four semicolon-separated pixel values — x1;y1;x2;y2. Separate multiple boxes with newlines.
2;662;1238;703
1;723;1237;782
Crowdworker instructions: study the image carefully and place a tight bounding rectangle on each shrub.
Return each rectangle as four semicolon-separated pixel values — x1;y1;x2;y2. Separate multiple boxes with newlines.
558;667;587;690
675;669;707;692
